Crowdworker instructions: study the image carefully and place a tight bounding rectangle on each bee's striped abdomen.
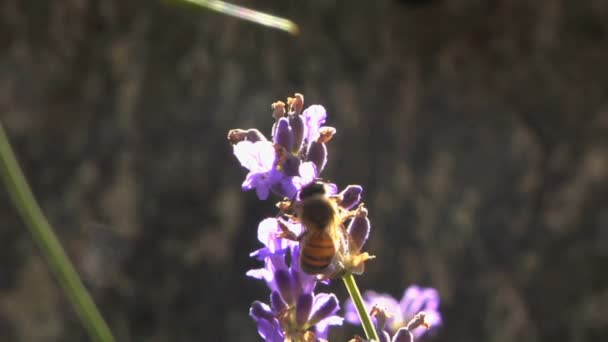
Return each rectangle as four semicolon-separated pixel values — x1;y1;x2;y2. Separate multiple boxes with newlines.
300;231;335;274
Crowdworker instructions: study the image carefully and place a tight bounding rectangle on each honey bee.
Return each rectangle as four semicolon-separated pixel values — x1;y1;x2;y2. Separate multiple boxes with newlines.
284;181;355;275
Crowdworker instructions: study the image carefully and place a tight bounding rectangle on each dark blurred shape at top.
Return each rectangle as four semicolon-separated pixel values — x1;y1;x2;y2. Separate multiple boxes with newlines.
397;0;442;7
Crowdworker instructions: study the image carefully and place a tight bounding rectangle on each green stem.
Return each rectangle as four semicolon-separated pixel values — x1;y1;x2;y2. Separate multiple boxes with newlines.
179;0;300;35
342;272;380;341
0;122;115;342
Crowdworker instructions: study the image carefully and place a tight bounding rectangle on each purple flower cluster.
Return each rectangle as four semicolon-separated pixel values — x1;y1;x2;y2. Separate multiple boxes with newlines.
228;93;442;341
345;286;442;341
228;94;331;200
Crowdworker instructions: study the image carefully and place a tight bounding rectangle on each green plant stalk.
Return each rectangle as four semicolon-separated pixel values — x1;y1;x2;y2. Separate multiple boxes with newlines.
180;0;299;35
0;122;115;342
343;272;380;341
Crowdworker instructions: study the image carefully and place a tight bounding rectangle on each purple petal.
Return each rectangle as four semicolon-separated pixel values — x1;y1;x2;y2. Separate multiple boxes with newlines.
324;183;338;195
302;105;327;142
254;317;284;342
296;293;314;326
400;286;420;316
271;176;299;200
290;266;317;296
241;171;272;200
233;141;257;171
257;218;279;246
267;252;288;275
315;314;343;334
246;267;270;281
275;270;296;305
249;300;284;342
400;286;440;316
249;247;268;260
315;324;330;340
343;298;360;324
293;162;318;192
309;293;339;325
306;141;327;175
241;172;264;191
290;245;317;294
379;330;391;342
255;182;271;200
273;118;294;151
250;301;275;321
270;291;287;313
392;328;413;342
340;185;363;210
256;141;277;171
267;168;283;182
233;140;275;173
250;246;289;263
282;155;301;177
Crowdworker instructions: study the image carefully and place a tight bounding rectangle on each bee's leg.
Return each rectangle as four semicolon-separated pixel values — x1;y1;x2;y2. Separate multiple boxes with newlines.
328;194;343;205
275;199;296;218
276;219;299;241
339;203;365;223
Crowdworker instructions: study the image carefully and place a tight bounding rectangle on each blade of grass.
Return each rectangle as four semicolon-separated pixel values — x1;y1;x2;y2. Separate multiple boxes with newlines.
0;122;115;342
180;0;299;35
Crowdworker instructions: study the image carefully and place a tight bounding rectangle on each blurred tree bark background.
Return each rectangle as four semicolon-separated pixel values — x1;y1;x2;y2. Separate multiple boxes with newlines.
1;0;607;341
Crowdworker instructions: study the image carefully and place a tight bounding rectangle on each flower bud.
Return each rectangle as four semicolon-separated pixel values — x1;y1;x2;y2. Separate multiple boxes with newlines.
273;118;294;152
339;185;363;209
306;141;327;175
289;114;305;153
347;206;370;252
250;301;275;321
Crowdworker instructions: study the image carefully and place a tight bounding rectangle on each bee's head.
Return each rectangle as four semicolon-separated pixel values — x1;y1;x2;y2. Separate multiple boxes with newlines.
299;181;328;200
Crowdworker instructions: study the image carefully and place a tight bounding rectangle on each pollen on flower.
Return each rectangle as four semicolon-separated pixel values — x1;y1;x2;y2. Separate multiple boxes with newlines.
287;93;304;114
317;126;336;143
272;101;286;120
